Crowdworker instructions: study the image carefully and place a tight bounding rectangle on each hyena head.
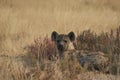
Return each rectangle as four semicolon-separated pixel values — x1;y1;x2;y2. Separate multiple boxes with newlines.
51;31;75;55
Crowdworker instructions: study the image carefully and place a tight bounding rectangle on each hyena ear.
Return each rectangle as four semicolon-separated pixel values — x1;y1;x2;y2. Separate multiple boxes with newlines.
68;31;75;42
51;31;58;41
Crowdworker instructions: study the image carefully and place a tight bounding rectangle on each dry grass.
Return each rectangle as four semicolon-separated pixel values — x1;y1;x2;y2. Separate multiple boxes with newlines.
0;0;120;54
0;0;120;80
0;55;118;80
0;32;119;80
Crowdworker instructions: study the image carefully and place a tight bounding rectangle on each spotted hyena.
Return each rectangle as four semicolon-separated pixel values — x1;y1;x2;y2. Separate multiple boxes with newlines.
51;31;76;58
79;51;110;72
51;31;110;72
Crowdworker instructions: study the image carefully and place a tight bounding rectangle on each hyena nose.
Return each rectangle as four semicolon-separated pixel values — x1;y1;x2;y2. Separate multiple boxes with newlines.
58;44;64;50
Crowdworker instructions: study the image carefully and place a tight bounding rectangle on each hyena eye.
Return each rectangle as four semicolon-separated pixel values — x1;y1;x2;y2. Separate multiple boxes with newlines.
63;40;67;43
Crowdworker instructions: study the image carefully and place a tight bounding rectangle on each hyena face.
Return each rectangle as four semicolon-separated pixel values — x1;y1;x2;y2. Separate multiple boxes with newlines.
51;31;75;53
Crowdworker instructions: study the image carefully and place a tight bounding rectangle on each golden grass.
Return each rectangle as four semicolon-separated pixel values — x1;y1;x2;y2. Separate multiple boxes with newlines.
0;0;120;54
0;54;119;80
0;0;120;80
0;0;120;35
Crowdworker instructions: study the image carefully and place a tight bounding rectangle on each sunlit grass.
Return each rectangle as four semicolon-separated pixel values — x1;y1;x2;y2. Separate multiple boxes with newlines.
0;0;120;80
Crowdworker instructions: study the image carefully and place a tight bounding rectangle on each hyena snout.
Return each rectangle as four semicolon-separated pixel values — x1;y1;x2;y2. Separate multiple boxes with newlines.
57;41;67;51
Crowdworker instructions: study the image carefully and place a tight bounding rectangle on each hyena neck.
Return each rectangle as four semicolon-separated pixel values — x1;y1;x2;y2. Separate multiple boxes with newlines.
67;42;75;51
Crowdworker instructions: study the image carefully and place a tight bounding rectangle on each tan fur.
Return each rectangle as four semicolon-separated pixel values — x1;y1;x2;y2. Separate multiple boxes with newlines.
67;42;75;50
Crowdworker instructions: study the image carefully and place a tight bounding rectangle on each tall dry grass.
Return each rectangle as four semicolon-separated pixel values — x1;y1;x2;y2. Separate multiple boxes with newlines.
0;0;120;80
0;0;120;54
1;26;117;80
